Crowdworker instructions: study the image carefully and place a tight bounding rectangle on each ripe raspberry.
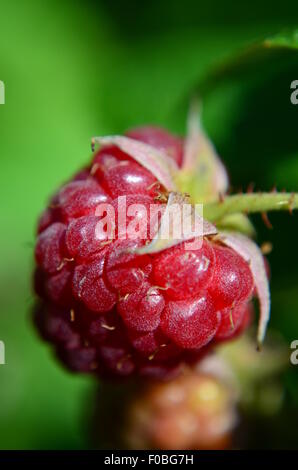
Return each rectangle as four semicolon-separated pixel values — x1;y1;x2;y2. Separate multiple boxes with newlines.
215;302;253;341
153;240;216;300
33;126;254;379
126;127;184;167
208;244;254;311
160;293;220;349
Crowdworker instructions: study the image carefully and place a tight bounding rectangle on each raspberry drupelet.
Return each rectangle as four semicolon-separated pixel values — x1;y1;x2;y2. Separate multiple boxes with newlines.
33;126;254;379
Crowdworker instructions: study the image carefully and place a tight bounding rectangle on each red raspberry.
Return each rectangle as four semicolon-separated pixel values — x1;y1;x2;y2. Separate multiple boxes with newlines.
126;126;184;167
153;239;215;300
72;255;117;313
208;244;254;310
160;293;220;349
215;302;253;341
33;126;254;379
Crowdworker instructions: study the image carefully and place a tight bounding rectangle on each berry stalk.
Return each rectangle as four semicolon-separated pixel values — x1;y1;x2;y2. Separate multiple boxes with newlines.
203;192;298;223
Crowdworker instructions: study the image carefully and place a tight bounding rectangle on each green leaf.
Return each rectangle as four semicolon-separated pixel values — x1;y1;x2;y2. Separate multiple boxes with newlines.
194;29;298;192
198;29;298;95
264;30;298;49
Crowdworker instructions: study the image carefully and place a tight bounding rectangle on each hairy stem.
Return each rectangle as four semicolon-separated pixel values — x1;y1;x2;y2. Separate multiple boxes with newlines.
203;192;298;223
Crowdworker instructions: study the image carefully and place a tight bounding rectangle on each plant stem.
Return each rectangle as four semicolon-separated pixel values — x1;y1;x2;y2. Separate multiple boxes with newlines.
203;192;298;223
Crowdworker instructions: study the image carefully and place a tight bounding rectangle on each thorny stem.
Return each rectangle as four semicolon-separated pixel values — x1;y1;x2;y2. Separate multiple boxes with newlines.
203;192;298;223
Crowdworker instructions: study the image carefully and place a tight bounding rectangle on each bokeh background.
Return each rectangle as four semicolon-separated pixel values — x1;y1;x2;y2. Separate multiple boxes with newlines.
0;0;298;449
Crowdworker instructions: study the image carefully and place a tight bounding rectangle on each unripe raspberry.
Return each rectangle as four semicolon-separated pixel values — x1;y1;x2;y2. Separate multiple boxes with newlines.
91;365;239;449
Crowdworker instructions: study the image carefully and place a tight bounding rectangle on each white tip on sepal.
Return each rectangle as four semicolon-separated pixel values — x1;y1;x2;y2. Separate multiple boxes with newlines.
135;192;217;255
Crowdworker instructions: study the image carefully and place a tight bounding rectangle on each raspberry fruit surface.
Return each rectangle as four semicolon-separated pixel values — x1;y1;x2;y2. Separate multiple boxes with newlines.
34;126;254;379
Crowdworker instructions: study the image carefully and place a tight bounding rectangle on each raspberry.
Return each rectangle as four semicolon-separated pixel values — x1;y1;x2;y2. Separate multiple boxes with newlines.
208;244;254;311
65;215;109;261
215;302;253;341
72;256;117;313
34;303;80;349
33;126;255;379
215;304;246;340
58;179;110;219
117;282;165;332
111;195;156;239
160;293;220;349
43;266;73;306
105;239;152;295
35;222;66;273
153;240;215;300
100;160;156;198
126;126;184;167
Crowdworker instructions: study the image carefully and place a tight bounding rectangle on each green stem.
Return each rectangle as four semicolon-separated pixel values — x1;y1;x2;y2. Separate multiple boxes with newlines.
203;192;298;223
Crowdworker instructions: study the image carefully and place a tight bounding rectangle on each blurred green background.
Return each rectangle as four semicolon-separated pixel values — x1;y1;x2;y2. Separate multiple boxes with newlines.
0;0;298;449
